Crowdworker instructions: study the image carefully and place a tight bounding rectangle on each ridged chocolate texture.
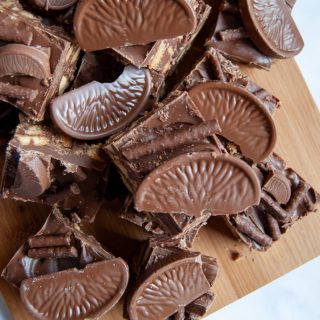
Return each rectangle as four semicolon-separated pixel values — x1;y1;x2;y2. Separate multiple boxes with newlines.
29;0;78;10
73;0;197;51
135;152;261;217
128;253;216;320
188;82;277;163
51;65;151;140
0;44;51;79
239;0;304;58
20;259;129;320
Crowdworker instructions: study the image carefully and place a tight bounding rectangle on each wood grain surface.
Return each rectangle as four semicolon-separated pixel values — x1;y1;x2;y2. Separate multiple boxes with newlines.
0;59;319;320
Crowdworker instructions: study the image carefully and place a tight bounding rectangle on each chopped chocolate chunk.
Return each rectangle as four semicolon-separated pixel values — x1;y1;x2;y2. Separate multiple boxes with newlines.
2;207;129;320
1;121;109;222
225;153;320;251
0;2;80;120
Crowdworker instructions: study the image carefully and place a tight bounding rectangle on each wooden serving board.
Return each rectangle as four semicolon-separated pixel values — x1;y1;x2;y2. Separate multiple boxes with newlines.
0;59;320;320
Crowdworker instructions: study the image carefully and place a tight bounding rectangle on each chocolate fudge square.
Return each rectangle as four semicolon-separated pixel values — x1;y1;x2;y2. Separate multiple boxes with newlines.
125;244;218;320
225;153;320;251
2;207;129;319
0;1;80;121
1;121;109;222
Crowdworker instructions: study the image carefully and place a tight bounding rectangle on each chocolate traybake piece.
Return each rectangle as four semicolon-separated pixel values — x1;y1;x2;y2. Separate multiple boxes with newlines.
176;48;280;115
126;245;218;320
0;1;80;121
2;207;129;320
225;153;320;251
109;0;211;95
1;121;109;222
205;0;302;69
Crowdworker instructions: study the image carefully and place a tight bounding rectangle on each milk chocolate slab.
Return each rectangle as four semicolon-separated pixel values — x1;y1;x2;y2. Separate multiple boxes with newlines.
74;0;197;51
225;153;320;251
106;90;225;191
188;81;277;162
239;0;304;58
0;2;80;121
205;0;272;69
135;152;261;217
176;48;280;114
27;0;78;11
51;65;152;140
1;121;109;222
2;208;129;320
127;248;218;320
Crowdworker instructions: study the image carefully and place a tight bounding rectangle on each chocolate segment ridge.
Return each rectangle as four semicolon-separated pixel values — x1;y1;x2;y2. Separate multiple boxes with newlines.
188;82;277;163
74;0;197;51
20;259;129;320
239;0;304;58
128;252;214;320
135;152;261;217
28;0;78;11
51;65;152;140
0;44;51;79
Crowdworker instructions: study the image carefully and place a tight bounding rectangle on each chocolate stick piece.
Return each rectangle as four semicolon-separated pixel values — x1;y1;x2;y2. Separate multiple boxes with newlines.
28;234;71;248
285;183;309;214
207;52;227;82
219;28;249;41
234;215;273;247
122;120;221;161
261;192;289;222
0;83;38;101
265;214;282;241
28;246;78;259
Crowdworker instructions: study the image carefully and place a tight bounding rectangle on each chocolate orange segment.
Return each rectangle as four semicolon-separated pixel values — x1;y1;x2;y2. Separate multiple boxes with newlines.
0;44;51;79
128;255;211;320
135;152;261;217
74;0;197;51
51;66;151;140
188;82;276;163
20;258;129;320
239;0;304;58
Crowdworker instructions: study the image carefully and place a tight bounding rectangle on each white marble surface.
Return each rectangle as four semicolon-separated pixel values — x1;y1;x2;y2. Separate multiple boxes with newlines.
206;257;320;320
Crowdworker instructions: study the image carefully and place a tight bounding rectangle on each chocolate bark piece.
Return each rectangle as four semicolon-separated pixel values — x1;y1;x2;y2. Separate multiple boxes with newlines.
225;153;320;251
106;90;225;191
109;0;211;95
176;48;280;114
2;208;129;320
135;152;261;217
27;0;78;11
188;81;277;162
51;65;152;140
127;247;218;320
0;2;80;121
121;196;210;249
74;0;197;51
1;121;109;222
205;0;272;70
239;0;304;59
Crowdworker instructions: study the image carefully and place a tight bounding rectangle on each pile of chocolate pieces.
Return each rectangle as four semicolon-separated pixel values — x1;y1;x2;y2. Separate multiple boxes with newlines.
0;0;318;319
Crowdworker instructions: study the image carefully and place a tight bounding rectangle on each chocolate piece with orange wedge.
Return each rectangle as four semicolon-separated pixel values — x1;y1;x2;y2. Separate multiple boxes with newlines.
2;207;129;320
126;245;218;320
225;153;320;251
0;2;80;121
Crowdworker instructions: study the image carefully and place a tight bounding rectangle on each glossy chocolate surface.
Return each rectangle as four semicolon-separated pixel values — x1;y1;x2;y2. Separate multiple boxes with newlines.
239;0;304;58
135;152;261;216
188;81;277;162
74;0;197;51
51;65;152;140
